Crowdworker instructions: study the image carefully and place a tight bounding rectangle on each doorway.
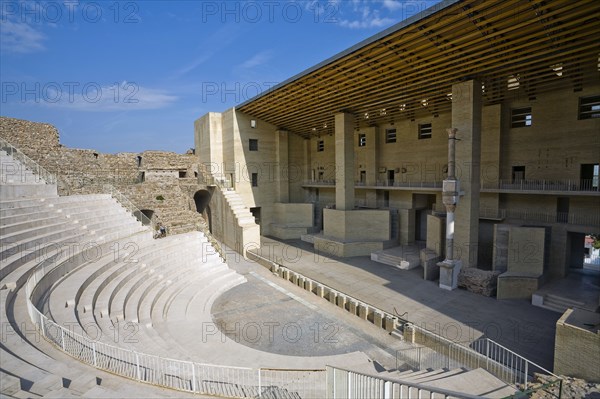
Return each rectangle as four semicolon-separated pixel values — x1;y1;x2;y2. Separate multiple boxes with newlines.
413;194;437;242
556;197;569;223
580;163;599;191
512;166;525;183
387;170;395;186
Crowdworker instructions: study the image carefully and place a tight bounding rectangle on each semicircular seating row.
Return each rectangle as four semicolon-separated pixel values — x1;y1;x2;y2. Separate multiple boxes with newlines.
0;149;374;399
0;149;252;397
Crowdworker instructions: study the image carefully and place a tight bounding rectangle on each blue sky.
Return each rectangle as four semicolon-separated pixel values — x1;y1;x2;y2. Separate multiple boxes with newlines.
1;0;441;153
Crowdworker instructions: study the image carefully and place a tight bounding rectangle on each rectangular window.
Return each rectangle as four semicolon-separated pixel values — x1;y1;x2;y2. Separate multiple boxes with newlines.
251;173;258;187
358;133;366;147
418;123;432;139
579;95;600;120
511;107;532;127
317;140;324;152
249;139;258;151
385;128;396;143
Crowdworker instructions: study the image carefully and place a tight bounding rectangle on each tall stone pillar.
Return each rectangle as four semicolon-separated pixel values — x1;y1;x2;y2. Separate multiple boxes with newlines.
334;113;355;210
452;80;482;268
276;130;289;203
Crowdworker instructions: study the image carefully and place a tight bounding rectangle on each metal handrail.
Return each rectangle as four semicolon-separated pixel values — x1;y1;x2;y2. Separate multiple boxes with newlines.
0;137;57;184
479;207;600;227
326;365;484;399
23;234;325;397
102;184;153;230
406;324;563;397
483;178;599;192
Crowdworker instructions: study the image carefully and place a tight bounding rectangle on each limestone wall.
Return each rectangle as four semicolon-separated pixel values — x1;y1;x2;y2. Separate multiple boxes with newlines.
323;209;390;242
554;308;600;382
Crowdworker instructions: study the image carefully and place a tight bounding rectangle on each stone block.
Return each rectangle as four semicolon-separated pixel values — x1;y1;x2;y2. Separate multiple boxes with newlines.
458;268;501;297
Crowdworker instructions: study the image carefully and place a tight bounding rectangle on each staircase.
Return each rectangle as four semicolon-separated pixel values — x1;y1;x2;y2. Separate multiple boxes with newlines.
381;367;517;398
0;148;58;199
371;245;422;270
220;189;255;226
534;293;586;313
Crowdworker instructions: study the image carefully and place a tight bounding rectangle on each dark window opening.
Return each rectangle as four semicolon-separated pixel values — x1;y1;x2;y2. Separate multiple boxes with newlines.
317;140;324;152
579;95;600;119
511;107;532;128
179;171;187;178
251;173;258;187
249;139;258;151
358;133;366;147
385;129;396;143
418;123;432;139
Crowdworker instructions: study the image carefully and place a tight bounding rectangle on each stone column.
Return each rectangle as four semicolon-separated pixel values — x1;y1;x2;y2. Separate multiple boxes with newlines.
452;80;482;268
334;112;355;210
275;130;289;203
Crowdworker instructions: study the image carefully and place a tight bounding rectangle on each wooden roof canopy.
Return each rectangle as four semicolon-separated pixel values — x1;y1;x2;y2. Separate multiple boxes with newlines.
236;0;600;138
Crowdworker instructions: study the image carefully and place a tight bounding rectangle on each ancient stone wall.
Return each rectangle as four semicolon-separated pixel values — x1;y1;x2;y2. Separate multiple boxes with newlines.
0;116;206;235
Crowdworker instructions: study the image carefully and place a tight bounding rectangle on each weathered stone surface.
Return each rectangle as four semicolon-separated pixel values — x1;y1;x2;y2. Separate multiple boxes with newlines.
526;373;600;399
0;116;206;235
457;268;501;297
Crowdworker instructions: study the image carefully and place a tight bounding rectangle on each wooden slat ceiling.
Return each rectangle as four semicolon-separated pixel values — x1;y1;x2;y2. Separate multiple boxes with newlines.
236;0;600;138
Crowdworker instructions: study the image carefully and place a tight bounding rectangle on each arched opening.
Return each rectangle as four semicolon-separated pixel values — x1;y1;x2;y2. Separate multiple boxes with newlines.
133;209;154;226
194;190;212;232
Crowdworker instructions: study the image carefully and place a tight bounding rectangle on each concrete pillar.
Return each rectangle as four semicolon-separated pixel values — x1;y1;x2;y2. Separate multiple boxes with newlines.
276;130;289;203
384;316;395;332
399;208;416;245
305;279;314;292
334;113;355;210
337;295;346;309
349;301;358;315
374;312;383;328
358;304;368;320
316;285;326;298
328;290;337;304
452;80;482;268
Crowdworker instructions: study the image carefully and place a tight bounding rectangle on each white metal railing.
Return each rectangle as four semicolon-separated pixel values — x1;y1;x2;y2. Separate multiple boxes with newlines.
479;207;600;227
326;366;483;399
302;179;336;186
0;137;56;184
376;180;442;188
24;235;326;397
398;324;563;396
483;179;599;193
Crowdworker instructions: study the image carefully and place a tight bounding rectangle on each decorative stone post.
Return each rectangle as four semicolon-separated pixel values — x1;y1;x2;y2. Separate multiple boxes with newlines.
437;128;462;290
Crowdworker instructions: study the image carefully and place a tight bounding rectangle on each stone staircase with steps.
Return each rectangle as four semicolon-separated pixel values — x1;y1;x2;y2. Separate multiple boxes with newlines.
377;367;516;398
221;189;257;227
532;293;586;314
371;244;423;270
0;150;58;199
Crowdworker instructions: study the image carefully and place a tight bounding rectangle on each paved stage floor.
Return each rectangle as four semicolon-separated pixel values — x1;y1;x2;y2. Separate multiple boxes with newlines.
237;236;565;370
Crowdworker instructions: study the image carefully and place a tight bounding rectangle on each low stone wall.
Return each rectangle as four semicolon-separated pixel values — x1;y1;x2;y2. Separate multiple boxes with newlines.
246;251;401;335
554;308;600;382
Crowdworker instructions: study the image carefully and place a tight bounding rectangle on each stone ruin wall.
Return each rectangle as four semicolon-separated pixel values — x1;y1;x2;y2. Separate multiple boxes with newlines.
0;116;208;235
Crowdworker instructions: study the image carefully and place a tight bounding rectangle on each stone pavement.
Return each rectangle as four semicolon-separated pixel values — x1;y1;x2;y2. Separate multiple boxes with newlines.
245;236;563;370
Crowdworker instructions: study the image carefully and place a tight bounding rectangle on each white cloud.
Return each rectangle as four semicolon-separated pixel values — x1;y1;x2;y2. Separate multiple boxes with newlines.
382;0;403;11
0;19;46;53
337;0;395;29
238;51;272;69
39;82;178;112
